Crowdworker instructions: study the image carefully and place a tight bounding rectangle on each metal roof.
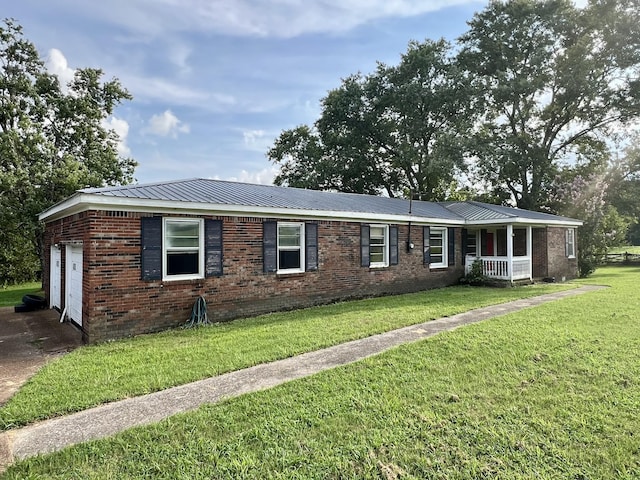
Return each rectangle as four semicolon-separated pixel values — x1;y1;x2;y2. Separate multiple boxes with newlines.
40;178;582;226
440;201;581;224
81;178;463;221
440;201;508;221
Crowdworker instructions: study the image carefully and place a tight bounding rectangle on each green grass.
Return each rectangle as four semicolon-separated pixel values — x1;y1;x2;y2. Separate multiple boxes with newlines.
0;282;42;307
0;283;573;430
3;267;638;479
607;245;640;254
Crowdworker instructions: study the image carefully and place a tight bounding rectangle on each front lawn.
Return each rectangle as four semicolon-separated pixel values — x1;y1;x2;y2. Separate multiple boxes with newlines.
3;267;639;479
0;282;42;307
0;283;573;430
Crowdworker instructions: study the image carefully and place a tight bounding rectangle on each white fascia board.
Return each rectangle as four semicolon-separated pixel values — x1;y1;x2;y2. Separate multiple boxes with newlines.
39;194;464;226
38;194;85;221
40;193;581;227
465;218;583;227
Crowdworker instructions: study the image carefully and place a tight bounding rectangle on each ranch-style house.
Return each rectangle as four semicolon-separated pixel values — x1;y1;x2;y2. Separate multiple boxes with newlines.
39;178;582;343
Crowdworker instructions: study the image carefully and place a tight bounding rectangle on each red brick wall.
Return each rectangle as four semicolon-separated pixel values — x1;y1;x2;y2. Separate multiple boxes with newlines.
530;226;578;280
532;227;548;278
546;226;578;281
44;211;464;343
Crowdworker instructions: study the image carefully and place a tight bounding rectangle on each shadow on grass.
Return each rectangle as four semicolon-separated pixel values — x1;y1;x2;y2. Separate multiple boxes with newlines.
172;283;573;339
581;266;640;280
0;283;43;308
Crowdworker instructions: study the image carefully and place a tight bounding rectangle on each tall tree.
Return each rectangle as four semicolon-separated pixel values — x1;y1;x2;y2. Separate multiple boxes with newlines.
0;19;136;284
269;39;475;200
552;171;628;276
606;136;640;243
459;0;640;210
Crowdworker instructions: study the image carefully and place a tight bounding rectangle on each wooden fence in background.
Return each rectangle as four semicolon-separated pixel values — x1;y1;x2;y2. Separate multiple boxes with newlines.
600;252;640;265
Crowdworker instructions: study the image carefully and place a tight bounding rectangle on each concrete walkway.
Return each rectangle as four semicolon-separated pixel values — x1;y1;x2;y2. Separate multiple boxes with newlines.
0;285;604;470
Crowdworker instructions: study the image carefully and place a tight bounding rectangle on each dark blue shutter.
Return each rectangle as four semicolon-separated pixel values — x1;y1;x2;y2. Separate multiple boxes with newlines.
389;226;399;265
205;219;223;277
305;223;318;271
361;224;370;267
423;226;430;266
461;228;468;265
263;221;277;273
141;216;162;281
448;227;455;266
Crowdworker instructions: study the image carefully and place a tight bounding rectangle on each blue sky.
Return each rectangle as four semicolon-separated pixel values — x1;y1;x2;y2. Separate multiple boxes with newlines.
7;0;493;185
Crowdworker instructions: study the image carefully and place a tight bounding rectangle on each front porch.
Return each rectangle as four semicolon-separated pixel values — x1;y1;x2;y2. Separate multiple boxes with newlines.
465;255;532;281
463;224;533;283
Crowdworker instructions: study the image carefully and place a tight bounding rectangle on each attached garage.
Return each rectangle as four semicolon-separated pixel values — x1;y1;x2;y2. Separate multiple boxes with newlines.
50;245;62;310
65;244;83;326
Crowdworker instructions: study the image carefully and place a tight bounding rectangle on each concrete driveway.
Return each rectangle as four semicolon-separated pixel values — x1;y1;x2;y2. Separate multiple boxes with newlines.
0;307;83;406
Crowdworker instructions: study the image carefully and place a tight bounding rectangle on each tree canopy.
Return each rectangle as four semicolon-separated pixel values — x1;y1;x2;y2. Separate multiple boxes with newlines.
459;0;640;210
269;39;475;200
269;0;640;213
0;19;136;284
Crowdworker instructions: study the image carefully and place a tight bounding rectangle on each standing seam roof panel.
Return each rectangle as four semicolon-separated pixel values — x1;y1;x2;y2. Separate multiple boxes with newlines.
77;178;579;224
82;178;464;220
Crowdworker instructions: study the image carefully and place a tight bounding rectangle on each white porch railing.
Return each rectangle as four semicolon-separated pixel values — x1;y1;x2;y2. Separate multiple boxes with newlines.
465;256;531;281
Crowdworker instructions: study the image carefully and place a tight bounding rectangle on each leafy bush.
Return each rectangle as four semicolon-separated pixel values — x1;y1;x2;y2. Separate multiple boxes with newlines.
461;258;487;286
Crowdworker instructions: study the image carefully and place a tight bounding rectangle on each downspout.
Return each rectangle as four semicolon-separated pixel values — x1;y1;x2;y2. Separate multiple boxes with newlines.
407;195;414;252
507;224;514;284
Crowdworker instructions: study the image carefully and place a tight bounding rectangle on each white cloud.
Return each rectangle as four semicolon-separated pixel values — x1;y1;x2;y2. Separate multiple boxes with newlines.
242;129;280;154
103;116;132;156
243;129;265;145
225;165;280;185
126;76;208;102
147;109;190;138
120;74;236;110
65;0;486;39
168;43;192;75
182;0;469;38
45;48;75;91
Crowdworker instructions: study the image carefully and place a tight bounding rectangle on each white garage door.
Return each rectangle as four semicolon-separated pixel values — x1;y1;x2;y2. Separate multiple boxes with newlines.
66;245;83;326
50;245;61;309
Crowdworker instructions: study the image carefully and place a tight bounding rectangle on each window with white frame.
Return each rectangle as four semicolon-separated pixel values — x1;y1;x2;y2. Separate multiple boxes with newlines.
429;227;447;268
369;225;389;267
278;222;305;273
163;218;204;279
566;228;576;258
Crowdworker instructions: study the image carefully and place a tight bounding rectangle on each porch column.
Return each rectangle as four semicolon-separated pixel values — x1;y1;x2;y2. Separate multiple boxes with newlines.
506;224;513;282
526;225;533;281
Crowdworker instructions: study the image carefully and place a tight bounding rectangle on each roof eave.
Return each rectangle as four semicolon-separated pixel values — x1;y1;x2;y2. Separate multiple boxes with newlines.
465;218;583;227
38;193;87;222
38;194;464;225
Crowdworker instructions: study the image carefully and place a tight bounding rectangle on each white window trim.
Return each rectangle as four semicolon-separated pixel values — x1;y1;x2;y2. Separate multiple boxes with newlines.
566;228;576;258
162;218;205;281
277;222;305;274
430;227;448;269
370;224;389;268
